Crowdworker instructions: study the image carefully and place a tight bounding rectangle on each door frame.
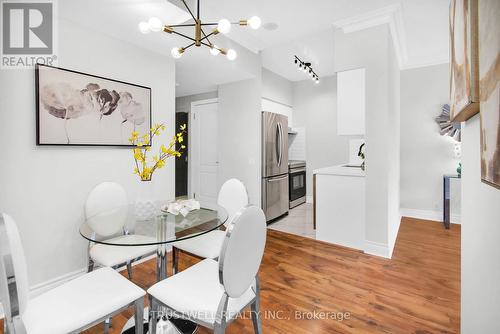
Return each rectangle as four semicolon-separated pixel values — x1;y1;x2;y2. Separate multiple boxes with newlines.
175;111;189;198
188;98;219;202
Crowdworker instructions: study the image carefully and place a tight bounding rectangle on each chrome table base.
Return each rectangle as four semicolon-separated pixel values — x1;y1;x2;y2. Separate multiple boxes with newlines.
121;246;198;334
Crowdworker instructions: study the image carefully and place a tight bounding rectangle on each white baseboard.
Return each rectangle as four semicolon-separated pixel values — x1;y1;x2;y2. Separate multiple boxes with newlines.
364;240;392;259
0;253;159;319
30;268;87;298
388;215;402;258
306;196;313;204
363;214;402;260
0;267;87;319
401;208;461;225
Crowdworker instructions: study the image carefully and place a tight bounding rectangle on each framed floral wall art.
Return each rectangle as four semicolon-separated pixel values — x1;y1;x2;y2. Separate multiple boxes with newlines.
479;0;500;189
449;0;480;122
35;64;151;146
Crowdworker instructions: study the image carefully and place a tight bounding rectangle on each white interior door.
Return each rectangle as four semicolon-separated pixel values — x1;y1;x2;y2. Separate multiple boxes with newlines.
190;99;218;209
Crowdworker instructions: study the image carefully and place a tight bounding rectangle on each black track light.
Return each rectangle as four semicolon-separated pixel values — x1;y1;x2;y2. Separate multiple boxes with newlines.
294;55;319;84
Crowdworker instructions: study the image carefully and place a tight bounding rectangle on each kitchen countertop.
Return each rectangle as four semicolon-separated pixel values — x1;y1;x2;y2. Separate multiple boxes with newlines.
313;164;366;177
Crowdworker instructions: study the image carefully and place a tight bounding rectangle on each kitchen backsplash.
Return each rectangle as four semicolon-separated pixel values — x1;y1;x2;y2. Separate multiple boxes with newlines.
288;127;306;160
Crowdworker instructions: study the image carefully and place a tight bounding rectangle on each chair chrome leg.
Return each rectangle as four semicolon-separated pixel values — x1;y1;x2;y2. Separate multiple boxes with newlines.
213;323;226;334
134;297;144;334
127;261;133;279
87;240;95;273
87;258;94;273
250;300;262;334
104;317;110;334
149;297;158;334
251;276;262;334
172;247;178;274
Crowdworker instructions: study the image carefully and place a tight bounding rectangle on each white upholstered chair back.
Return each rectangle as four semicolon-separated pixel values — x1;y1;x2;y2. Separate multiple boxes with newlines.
0;213;30;331
85;182;128;237
217;179;249;225
218;205;266;298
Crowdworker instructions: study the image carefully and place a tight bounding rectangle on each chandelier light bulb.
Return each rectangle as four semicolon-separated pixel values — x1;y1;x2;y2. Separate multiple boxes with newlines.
217;19;231;34
226;49;237;60
248;16;262;29
171;47;184;59
303;66;308;72
210;45;221;56
315;78;320;84
148;17;163;32
138;21;151;34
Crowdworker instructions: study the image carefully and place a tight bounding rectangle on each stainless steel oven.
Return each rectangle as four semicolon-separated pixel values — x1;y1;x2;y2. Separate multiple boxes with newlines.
288;160;306;208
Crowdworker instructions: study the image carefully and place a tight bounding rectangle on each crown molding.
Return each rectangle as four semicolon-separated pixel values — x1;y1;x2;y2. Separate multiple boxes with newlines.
333;4;408;68
401;58;449;70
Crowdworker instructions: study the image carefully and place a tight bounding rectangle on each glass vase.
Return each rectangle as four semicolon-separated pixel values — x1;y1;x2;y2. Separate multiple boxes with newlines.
135;179;156;221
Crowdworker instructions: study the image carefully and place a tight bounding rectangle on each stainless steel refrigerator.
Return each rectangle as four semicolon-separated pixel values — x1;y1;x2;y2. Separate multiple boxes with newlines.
262;111;289;222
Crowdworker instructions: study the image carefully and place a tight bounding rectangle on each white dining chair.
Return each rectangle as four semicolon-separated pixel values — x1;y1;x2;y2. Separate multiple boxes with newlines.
0;213;146;334
172;178;249;273
148;205;267;334
85;182;157;279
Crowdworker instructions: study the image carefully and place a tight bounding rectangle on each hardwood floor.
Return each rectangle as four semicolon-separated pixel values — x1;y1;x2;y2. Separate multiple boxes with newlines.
0;217;460;334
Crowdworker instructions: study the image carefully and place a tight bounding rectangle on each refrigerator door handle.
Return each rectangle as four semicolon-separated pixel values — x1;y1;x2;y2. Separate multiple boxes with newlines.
280;121;284;167
267;175;288;182
277;122;282;167
275;122;280;168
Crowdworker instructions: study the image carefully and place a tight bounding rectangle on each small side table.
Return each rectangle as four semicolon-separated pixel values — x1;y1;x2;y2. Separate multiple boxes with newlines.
443;174;461;229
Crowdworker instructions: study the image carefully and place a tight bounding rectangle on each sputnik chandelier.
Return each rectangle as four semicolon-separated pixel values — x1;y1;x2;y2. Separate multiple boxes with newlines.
294;55;320;83
138;0;261;60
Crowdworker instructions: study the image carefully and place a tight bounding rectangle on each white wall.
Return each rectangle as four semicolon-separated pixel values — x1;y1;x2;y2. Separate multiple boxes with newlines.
400;64;461;222
387;36;401;253
292;75;362;197
0;19;175;286
461;117;500;332
217;78;262;207
176;91;218;113
262;68;293;106
335;26;399;257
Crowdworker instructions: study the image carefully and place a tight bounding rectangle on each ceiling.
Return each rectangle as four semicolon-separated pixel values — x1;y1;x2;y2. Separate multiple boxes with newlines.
199;0;450;80
60;0;450;95
59;0;256;97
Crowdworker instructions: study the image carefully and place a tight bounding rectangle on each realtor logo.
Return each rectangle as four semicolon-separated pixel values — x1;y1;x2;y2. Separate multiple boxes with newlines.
1;0;57;69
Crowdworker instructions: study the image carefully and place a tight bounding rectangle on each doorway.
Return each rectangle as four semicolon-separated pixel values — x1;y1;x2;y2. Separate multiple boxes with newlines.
190;98;219;209
175;112;189;198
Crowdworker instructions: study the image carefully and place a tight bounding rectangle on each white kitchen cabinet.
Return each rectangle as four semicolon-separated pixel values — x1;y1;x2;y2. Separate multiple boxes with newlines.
337;68;365;135
314;165;365;251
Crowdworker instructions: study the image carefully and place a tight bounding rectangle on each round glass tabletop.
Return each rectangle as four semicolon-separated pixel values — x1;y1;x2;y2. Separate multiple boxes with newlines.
79;203;228;246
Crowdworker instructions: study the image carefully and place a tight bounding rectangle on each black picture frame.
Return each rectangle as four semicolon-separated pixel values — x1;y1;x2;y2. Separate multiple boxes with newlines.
35;63;152;147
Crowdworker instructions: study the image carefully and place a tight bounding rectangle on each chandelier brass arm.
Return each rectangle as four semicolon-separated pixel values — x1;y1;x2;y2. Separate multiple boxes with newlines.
139;0;261;60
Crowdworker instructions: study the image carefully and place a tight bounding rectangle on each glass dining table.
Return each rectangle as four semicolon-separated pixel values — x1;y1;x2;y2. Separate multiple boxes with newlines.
79;202;228;334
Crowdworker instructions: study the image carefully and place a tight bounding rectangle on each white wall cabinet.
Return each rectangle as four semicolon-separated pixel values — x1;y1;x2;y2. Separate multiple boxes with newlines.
337;68;365;135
